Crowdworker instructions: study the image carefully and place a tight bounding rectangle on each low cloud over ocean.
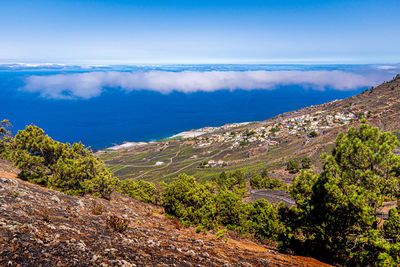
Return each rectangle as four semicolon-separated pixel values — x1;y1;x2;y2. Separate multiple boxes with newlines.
22;69;394;99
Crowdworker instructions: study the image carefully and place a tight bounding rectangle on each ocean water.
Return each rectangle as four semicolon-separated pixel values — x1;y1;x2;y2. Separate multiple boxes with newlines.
0;64;398;149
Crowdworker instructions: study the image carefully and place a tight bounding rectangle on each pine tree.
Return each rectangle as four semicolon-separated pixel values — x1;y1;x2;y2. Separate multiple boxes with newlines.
10;125;119;199
282;122;400;265
0;119;13;158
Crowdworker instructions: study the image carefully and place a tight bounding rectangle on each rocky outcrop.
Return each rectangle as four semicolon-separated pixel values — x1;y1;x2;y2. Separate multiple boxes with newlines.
0;170;330;266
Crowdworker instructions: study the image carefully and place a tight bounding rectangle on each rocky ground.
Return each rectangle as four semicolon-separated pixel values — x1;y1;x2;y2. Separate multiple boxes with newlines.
0;165;331;267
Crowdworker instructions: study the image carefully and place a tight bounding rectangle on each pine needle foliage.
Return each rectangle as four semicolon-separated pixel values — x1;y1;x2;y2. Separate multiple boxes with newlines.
281;122;400;265
9;125;119;199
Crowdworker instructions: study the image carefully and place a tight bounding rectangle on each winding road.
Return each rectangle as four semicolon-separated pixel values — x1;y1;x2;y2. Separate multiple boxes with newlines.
112;150;181;178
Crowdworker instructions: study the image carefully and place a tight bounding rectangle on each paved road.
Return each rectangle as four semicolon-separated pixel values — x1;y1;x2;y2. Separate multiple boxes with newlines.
249;189;296;206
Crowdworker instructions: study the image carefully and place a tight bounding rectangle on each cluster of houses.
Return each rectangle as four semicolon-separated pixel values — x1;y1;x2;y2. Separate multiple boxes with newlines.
280;111;358;135
172;122;252;140
190;111;359;150
193;126;278;149
199;159;228;168
167;111;361;160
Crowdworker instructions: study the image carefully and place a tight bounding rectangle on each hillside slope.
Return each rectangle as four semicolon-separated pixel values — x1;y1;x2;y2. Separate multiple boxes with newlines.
99;75;400;183
0;168;330;266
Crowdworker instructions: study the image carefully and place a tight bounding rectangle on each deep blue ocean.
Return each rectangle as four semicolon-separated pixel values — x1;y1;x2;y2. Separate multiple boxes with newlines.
0;64;398;149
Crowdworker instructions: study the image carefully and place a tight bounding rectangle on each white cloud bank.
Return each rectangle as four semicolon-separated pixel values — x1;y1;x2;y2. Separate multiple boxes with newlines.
23;70;378;99
375;65;397;70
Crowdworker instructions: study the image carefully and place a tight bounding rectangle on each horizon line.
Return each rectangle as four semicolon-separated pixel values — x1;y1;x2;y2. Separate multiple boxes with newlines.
1;61;400;67
1;57;400;66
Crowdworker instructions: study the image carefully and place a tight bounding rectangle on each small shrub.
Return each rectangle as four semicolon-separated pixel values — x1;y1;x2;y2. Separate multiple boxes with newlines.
240;140;248;146
245;129;256;137
301;157;312;169
216;228;227;239
18;224;29;234
195;225;202;233
106;215;129;232
91;201;105;215
286;159;301;173
309;131;318;138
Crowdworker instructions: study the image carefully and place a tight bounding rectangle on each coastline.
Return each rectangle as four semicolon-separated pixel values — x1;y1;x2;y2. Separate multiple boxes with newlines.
101;122;251;151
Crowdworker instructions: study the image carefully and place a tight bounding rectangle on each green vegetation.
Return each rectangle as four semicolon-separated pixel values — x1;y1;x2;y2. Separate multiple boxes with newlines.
3;125;119;199
216;228;227;239
0;121;163;203
309;131;318;138
269;127;280;133
161;173;281;238
212;170;246;189
300;157;312;169
162;174;219;229
162;123;400;265
239;140;248;146
119;179;162;204
2;119;400;265
199;161;209;168
246;199;283;240
383;208;400;240
287;157;312;173
0;119;12;158
195;225;202;233
250;169;283;189
393;130;400;142
244;129;256;137
286;159;301;173
280;122;400;265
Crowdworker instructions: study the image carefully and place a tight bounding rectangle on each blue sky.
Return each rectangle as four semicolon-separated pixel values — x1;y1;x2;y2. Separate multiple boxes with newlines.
1;0;400;64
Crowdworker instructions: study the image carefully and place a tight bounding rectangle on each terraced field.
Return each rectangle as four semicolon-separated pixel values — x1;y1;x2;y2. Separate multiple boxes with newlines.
99;76;400;184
